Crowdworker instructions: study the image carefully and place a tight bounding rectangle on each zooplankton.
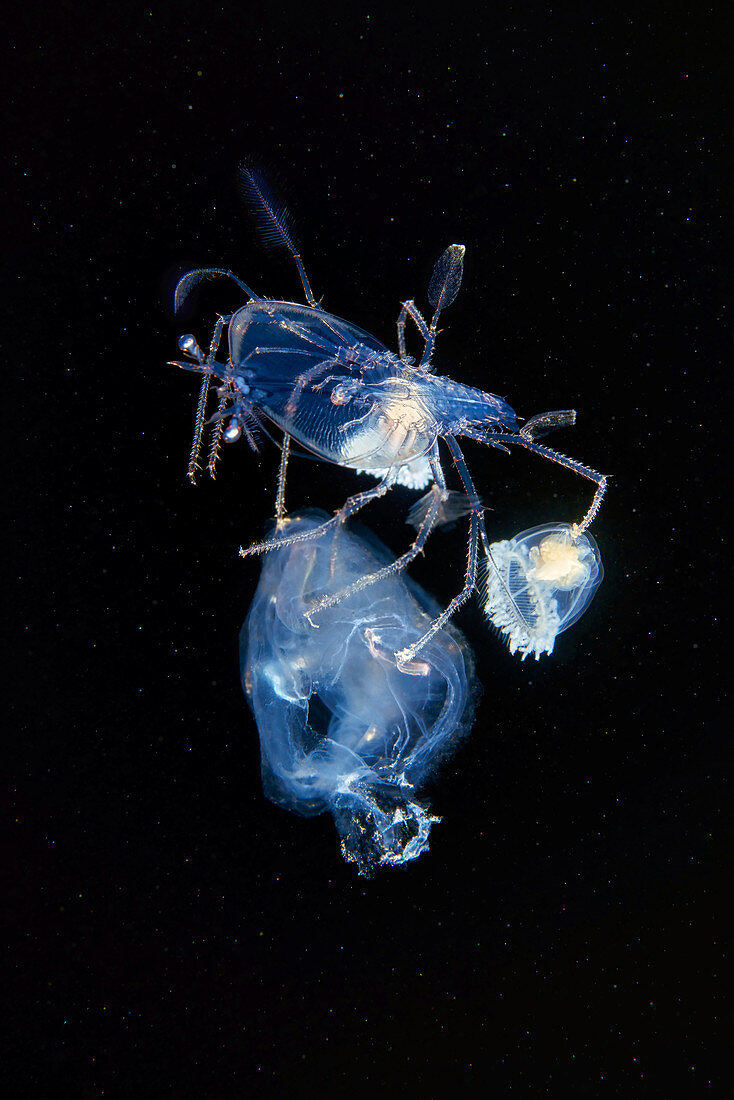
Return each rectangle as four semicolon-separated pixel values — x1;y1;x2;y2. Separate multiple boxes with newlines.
170;167;607;663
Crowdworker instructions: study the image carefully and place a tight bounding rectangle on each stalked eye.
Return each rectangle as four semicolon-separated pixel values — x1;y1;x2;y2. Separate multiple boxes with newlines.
224;417;242;443
178;334;204;361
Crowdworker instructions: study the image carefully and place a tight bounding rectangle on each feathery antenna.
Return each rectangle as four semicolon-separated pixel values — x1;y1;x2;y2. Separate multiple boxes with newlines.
239;164;299;254
239;163;317;306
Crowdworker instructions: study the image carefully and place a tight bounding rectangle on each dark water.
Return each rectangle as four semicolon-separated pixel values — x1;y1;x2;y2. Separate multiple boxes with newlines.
8;6;728;1095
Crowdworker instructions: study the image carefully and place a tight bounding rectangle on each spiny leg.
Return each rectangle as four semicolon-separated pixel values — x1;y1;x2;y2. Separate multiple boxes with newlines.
284;357;339;418
397;507;480;668
395;434;484;665
186;313;232;484
239;473;394;559
242;345;318;364
575;474;606;533
315;312;369;347
267;313;335;350
206;386;231;478
442;433;525;638
447;430;602;638
309;436;488;666
312;445;449;613
442;433;491;555
485;434;608;534
188;373;211;484
275;433;291;529
397;300;432;364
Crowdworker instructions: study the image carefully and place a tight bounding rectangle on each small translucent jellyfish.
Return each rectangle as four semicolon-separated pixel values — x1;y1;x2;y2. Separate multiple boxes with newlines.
481;523;604;660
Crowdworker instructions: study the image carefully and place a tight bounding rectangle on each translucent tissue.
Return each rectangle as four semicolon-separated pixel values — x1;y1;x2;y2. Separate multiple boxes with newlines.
241;511;477;874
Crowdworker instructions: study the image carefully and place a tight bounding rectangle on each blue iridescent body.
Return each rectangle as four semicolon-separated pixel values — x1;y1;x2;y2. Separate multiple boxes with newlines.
224;298;518;479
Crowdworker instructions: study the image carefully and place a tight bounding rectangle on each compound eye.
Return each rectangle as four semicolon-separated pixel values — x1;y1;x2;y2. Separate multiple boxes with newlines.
224;417;242;443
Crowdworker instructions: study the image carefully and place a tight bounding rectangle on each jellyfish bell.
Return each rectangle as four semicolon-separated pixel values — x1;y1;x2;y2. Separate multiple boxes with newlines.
481;522;604;660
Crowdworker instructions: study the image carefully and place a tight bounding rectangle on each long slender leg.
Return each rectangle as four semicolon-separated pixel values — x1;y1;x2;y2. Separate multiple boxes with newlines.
275;433;291;528
397;507;479;668
453;430;595;637
239;474;394;558
268;315;334;350
285;359;340;418
206;386;230;478
442;434;525;636
442;434;491;557
246;304;338;355
394;435;484;665
310;445;449;612
242;346;319;363
396;300;433;364
186;313;232;484
485;434;608;533
187;373;212;484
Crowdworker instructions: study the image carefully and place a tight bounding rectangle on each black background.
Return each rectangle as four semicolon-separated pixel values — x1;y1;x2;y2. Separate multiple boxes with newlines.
7;4;729;1095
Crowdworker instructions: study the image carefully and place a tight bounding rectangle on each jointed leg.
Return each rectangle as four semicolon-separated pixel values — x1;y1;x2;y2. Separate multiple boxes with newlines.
239;473;394;559
275;433;291;529
186;313;233;484
486;434;608;534
442;433;491;556
188;373;212;484
397;506;479;668
395;435;483;666
285;360;344;418
206;385;232;478
443;434;522;633
396;300;434;366
309;446;449;613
